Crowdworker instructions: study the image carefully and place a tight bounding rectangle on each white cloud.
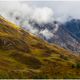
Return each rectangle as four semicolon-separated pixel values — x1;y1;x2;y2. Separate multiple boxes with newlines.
0;1;55;40
52;23;59;33
0;1;54;24
21;20;39;34
51;1;80;22
40;29;53;39
31;7;54;24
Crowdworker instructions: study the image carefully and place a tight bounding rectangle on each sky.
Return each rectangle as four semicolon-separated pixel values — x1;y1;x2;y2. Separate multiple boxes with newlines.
25;1;80;21
0;1;80;22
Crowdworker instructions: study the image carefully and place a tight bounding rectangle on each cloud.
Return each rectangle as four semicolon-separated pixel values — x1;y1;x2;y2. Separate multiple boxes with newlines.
0;1;55;40
52;23;59;33
40;29;53;39
0;1;54;24
1;1;80;23
51;1;80;22
21;20;39;34
31;7;54;24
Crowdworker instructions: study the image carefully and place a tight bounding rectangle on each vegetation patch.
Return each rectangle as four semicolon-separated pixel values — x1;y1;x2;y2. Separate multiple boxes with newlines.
10;52;42;69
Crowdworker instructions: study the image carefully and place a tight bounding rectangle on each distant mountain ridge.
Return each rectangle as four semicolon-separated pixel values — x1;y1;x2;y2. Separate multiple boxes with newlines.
24;19;80;53
2;12;80;53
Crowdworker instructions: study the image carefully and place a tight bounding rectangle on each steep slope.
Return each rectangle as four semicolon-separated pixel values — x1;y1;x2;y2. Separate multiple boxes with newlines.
5;13;80;53
4;12;80;53
0;16;80;79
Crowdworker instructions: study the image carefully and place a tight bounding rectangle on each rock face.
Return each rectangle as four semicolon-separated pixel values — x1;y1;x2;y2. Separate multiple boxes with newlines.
47;22;80;53
50;19;80;53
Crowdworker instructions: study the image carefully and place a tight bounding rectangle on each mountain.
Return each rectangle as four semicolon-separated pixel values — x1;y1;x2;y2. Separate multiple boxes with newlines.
46;21;80;53
25;19;80;53
5;12;80;53
0;16;80;79
52;19;80;53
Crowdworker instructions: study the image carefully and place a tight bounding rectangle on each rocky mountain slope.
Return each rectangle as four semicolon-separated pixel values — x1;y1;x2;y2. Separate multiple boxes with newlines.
5;12;80;53
25;19;80;53
0;16;80;79
2;8;80;53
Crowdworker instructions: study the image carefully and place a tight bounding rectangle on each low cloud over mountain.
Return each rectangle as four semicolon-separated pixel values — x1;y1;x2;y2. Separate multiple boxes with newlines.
1;1;80;53
0;1;54;24
0;1;55;39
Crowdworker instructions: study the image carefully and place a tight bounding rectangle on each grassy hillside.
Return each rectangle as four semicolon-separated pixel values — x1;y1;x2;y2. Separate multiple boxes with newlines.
0;16;80;79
